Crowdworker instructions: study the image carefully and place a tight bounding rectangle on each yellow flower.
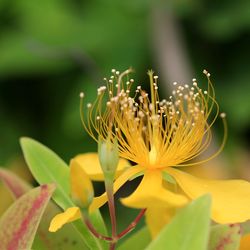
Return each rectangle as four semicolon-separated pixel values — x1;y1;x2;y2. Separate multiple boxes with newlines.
50;68;250;237
87;69;250;235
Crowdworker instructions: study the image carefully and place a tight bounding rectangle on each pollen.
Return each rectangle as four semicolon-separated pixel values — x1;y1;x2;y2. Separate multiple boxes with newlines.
80;69;227;169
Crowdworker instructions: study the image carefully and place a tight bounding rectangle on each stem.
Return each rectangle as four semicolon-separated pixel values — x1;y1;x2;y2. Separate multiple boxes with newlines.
83;217;113;241
107;187;117;237
117;209;146;239
105;179;117;250
110;242;116;250
82;198;146;249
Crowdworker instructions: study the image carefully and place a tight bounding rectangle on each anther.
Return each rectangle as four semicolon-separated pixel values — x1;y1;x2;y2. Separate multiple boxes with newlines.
220;113;226;118
203;69;210;77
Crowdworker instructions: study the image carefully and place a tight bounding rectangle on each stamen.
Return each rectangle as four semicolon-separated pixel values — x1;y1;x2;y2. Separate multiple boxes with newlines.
80;69;225;169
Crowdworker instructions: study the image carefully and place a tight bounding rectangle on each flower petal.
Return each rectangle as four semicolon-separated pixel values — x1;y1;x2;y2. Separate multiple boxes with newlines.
70;159;94;207
49;207;81;232
166;167;250;223
121;170;188;209
89;165;145;213
74;153;130;181
145;206;176;238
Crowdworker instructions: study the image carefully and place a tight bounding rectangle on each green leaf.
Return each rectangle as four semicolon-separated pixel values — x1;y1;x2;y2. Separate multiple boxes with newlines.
0;184;55;250
118;227;151;250
208;224;241;250
20;137;108;250
20;137;70;209
146;195;211;250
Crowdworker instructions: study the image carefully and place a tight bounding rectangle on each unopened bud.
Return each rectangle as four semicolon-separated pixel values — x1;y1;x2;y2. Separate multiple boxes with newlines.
98;136;119;180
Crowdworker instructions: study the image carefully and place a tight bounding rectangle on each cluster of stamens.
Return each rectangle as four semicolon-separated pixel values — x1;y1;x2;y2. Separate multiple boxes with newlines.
80;69;226;169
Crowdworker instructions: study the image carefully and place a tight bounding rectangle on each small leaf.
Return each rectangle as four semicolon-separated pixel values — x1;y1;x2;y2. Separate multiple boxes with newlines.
208;224;241;250
146;195;211;250
0;184;55;250
118;227;151;250
20;137;107;250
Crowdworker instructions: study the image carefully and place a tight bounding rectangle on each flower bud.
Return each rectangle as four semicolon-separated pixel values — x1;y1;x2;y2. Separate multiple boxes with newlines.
70;159;94;208
98;136;119;180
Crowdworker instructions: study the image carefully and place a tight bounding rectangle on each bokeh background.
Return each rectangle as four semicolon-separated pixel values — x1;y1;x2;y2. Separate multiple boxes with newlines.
1;0;250;235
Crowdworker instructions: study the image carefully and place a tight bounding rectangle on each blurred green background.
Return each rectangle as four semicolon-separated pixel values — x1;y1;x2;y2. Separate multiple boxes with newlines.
0;0;250;227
